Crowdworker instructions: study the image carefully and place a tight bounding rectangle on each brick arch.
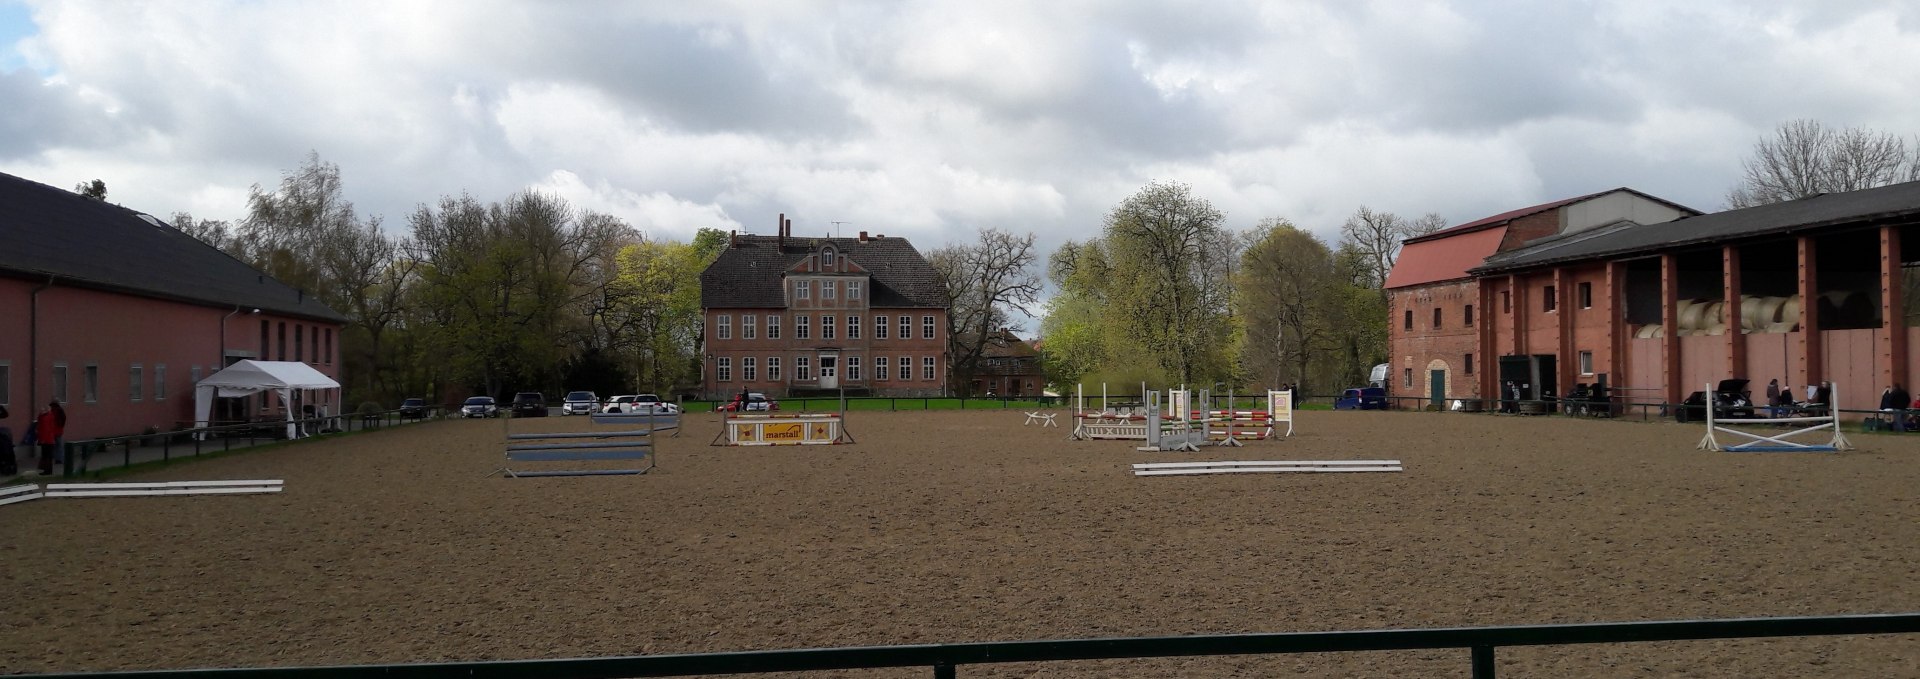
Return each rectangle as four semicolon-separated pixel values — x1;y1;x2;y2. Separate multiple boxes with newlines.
1424;358;1453;408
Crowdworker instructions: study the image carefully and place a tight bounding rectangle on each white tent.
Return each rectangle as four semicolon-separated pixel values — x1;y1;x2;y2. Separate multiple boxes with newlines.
194;360;342;439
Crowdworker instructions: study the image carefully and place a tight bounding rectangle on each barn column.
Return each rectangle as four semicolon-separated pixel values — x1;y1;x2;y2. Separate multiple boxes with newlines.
1555;267;1574;397
1508;274;1526;355
1798;236;1822;390
1881;225;1907;392
1723;245;1745;380
1661;253;1682;406
1605;260;1627;403
1479;277;1498;401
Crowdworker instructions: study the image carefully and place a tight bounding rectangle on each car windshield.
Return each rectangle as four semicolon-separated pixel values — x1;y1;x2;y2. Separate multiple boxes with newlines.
636;394;660;402
566;392;594;400
611;396;635;403
464;397;492;405
748;394;768;402
515;393;541;401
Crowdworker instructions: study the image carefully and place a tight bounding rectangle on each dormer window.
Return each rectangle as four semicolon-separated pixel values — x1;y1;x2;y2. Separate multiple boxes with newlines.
821;247;836;270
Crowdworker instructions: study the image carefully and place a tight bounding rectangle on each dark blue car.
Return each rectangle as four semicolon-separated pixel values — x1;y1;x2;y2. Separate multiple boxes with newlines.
1334;387;1387;410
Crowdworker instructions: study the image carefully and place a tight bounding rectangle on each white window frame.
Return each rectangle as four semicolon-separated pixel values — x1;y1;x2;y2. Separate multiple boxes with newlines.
848;356;862;381
848;280;861;300
922;315;936;339
923;356;936;381
717;357;733;382
797;314;811;339
743;356;757;382
899;356;911;381
796;356;812;381
52;363;68;403
767;314;781;339
876;356;888;381
743;314;756;340
899;316;911;340
823;280;836;299
154;363;167;401
875;315;887;339
822;248;835;269
796;280;811;299
1579;350;1594;375
767;357;782;381
848;314;861;339
717;314;732;340
822;314;836;340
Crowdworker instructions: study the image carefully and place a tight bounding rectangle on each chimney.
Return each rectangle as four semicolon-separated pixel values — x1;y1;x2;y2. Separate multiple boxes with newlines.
777;212;786;248
858;230;869;243
729;229;739;247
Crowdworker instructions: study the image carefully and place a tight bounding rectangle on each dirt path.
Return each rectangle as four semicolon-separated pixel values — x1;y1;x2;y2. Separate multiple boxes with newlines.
1;410;1916;677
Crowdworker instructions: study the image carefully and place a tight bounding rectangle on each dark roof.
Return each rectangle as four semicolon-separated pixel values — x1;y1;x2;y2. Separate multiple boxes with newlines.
970;329;1039;359
1405;187;1699;245
1474;180;1920;274
0;171;346;322
699;234;949;308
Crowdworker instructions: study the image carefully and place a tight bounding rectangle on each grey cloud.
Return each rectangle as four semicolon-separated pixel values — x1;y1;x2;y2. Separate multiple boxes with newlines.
0;70;132;158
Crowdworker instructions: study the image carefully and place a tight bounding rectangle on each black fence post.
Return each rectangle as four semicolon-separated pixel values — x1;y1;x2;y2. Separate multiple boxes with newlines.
1471;645;1496;678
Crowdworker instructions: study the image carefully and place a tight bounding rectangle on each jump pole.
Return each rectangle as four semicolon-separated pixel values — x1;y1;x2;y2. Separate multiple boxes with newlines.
1697;382;1851;452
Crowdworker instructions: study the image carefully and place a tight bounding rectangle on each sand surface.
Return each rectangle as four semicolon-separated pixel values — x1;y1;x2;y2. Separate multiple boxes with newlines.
2;410;1916;677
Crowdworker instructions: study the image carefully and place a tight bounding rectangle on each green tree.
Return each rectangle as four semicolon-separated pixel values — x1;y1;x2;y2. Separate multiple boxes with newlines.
1100;181;1235;386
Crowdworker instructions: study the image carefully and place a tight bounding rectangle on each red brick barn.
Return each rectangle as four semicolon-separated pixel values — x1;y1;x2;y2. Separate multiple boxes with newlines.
1386;188;1696;408
0;171;346;441
698;215;950;399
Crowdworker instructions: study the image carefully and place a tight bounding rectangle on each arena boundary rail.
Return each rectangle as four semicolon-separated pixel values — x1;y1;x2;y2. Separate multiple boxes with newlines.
21;612;1920;678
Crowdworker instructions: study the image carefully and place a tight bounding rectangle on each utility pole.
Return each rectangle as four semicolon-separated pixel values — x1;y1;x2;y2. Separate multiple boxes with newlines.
831;221;849;238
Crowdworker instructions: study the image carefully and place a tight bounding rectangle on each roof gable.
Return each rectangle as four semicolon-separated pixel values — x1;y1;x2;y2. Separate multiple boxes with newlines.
1406;188;1699;245
0;171;346;322
1384;226;1508;289
700;234;948;309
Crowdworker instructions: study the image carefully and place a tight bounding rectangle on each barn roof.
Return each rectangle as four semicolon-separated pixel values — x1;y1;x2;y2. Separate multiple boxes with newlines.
1383;226;1508;289
700;234;949;309
0;171;346;322
1475;179;1920;274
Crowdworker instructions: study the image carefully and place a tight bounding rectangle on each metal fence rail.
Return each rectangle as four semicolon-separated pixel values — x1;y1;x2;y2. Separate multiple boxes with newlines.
24;613;1920;679
54;406;443;478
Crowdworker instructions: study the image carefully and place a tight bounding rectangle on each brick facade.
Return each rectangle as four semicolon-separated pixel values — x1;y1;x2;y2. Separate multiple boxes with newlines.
1387;279;1481;408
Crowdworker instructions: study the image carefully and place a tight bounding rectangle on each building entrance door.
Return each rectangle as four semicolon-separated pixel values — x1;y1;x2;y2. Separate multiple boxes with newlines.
1430;369;1446;409
818;354;839;390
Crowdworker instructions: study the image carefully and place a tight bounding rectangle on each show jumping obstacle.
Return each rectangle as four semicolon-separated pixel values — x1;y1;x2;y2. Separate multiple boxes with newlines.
1023;411;1058;427
1131;460;1402;476
1697;383;1852;453
714;412;853;446
494;412;673;477
0;483;44;506
1069;384;1295;447
43;479;285;497
1191;389;1294;445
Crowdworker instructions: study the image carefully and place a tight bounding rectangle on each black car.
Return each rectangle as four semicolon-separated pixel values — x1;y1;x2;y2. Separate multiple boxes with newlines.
511;392;549;417
1678;378;1754;422
399;398;428;419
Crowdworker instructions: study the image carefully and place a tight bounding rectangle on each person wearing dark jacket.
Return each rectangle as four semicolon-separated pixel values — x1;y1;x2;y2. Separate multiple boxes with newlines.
1884;384;1911;432
35;401;64;475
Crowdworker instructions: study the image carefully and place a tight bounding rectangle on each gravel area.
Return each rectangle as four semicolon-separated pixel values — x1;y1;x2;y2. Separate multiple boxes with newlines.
1;410;1916;677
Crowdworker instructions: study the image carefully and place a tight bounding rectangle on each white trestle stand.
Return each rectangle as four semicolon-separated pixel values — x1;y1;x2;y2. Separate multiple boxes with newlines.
43;480;285;497
1;483;45;506
1024;411;1058;427
1697;383;1853;452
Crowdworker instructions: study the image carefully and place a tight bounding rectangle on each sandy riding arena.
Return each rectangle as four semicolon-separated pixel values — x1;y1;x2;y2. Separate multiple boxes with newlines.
2;410;1917;677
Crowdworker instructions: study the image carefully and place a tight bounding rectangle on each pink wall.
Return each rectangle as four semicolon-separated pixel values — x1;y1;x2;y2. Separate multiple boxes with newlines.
1744;332;1796;392
1624;338;1663;403
1820;329;1880;413
1677;335;1726;396
0;278;342;441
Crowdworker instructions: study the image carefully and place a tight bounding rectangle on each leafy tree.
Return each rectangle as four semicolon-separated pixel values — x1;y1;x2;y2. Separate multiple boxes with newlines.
1240;220;1342;392
1099;181;1236;386
73;179;106;200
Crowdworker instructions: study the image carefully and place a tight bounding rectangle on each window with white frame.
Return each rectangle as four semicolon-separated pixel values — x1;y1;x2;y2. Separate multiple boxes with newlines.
898;315;910;339
876;356;888;380
717;357;733;382
52;363;68;403
743;357;757;381
796;314;811;339
823;280;836;299
130;364;143;401
796;280;811;299
743;315;756;340
875;315;888;339
718;314;732;340
848;280;861;300
922;315;936;339
1579;350;1594;375
796;356;812;380
822;248;836;269
822;314;836;340
899;356;911;380
922;356;936;381
848;314;861;339
847;356;861;381
767;314;781;339
767;357;782;381
155;364;167;401
85;364;99;403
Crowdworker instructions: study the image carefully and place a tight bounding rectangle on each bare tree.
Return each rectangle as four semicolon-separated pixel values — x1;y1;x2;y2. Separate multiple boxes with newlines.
1726;119;1920;208
929;228;1042;395
1340;206;1444;296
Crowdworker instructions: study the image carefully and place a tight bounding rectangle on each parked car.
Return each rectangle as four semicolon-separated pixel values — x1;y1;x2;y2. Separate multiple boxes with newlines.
460;396;498;418
602;394;639;413
716;392;777;412
1678;378;1754;423
1334;387;1387;410
511;392;549;417
604;394;678;415
561;391;599;416
400;398;429;419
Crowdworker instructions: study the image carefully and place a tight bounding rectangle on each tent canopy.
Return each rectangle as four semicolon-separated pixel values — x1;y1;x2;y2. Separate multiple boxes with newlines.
194;360;341;438
199;360;340;396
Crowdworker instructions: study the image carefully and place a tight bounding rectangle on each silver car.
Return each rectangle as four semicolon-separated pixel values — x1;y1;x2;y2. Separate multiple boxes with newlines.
562;391;599;415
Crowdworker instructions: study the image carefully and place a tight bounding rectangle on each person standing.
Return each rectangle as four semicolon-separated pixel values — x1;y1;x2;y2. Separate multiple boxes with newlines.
35;401;64;476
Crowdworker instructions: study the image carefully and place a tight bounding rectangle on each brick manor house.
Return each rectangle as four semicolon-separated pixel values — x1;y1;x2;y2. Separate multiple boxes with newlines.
698;215;950;398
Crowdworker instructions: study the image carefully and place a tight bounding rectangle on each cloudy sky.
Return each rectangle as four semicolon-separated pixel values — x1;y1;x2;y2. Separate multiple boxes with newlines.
5;0;1920;254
